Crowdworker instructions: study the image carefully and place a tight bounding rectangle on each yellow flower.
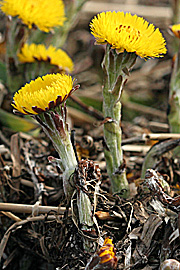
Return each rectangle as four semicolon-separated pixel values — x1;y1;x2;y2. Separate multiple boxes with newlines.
90;11;167;59
169;24;180;39
12;73;76;115
18;44;74;73
98;237;117;266
0;0;66;32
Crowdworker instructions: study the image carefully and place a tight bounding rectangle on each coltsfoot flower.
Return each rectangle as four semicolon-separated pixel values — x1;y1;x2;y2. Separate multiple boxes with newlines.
85;237;117;269
169;24;180;39
18;44;74;73
0;0;66;32
12;73;78;115
98;237;117;267
90;11;167;59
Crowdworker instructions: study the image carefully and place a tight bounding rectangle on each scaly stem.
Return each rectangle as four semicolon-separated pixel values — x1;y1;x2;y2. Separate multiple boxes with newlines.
102;46;137;196
35;106;78;200
36;107;99;252
168;47;180;158
5;18;30;92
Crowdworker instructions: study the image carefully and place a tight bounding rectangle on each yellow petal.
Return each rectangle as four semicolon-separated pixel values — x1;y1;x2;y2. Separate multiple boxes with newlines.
90;11;167;59
0;0;66;32
17;43;74;73
12;74;75;115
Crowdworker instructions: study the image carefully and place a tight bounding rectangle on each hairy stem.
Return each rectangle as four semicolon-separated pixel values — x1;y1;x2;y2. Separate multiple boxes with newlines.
102;46;137;196
36;108;77;200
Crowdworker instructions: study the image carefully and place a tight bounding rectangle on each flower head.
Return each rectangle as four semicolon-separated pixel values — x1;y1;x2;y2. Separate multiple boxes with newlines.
0;0;66;32
169;24;180;39
90;11;167;59
98;237;117;266
12;73;78;115
18;44;74;73
85;237;117;269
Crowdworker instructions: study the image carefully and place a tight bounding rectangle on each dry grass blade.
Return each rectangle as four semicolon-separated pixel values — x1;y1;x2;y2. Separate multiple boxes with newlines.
0;214;65;262
10;133;21;200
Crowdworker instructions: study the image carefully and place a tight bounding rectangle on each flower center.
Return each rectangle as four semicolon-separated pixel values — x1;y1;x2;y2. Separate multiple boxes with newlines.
115;25;141;41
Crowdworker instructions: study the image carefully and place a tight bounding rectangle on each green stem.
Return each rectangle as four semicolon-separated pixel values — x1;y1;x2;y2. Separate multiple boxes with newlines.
37;109;77;200
37;109;98;251
168;45;180;158
5;18;30;92
50;0;87;48
168;48;180;134
102;46;137;196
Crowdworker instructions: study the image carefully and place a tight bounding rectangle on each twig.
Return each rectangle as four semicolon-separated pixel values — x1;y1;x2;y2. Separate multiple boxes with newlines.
20;179;54;190
124;101;167;120
148;121;169;132
142;133;180;140
122;134;180;155
122;145;151;154
0;203;67;215
70;95;104;120
122;133;180;145
122;136;144;145
68;107;95;125
0;211;21;222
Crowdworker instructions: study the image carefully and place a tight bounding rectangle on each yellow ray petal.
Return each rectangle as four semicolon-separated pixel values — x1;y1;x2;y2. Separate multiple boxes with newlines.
90;11;167;59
